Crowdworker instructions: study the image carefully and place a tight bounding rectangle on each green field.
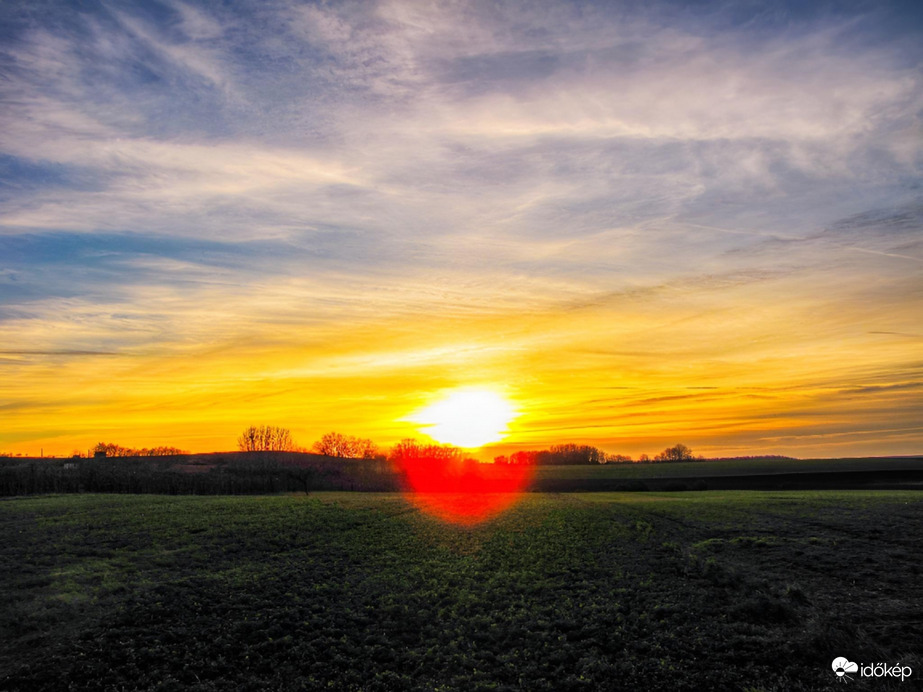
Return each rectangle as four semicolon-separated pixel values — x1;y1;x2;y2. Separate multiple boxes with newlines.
531;456;923;479
2;492;921;691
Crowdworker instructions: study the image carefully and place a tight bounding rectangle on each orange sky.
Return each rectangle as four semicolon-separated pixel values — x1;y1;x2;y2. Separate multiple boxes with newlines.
3;255;921;459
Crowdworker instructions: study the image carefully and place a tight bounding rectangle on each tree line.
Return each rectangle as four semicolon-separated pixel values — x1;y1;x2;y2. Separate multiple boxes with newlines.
236;426;383;460
388;438;479;466
0;453;401;496
7;423;703;465
233;425;702;466
40;426;700;468
494;443;700;465
0;427;706;497
90;442;188;458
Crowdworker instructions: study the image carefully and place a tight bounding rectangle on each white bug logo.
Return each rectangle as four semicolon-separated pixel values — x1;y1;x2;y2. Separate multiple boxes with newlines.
832;657;859;682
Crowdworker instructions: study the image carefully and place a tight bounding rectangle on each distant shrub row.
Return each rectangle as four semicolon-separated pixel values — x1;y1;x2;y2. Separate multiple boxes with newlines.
0;453;401;497
495;443;702;465
90;442;188;457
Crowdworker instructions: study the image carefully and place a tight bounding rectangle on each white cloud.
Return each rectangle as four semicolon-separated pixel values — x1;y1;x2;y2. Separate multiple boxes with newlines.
170;1;225;41
2;0;920;344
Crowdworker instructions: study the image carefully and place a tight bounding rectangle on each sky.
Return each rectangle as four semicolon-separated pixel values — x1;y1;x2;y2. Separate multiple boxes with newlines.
1;0;921;459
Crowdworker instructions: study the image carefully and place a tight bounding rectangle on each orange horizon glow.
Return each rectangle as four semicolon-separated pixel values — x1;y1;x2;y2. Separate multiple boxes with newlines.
2;297;922;461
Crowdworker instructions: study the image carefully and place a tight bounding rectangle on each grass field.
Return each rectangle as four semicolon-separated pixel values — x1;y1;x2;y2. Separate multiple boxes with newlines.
531;456;923;479
2;491;921;691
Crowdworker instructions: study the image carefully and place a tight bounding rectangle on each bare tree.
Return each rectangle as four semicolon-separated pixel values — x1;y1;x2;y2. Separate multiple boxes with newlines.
388;438;463;466
548;443;605;465
654;443;695;462
312;432;350;457
237;425;296;452
92;442;187;457
495;445;606;465
312;432;380;459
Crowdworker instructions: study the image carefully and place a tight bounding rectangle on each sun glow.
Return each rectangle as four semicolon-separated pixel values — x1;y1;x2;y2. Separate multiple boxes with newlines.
410;389;516;448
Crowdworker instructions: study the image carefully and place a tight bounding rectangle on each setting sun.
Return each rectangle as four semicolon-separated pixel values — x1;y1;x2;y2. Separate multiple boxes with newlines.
410;389;517;449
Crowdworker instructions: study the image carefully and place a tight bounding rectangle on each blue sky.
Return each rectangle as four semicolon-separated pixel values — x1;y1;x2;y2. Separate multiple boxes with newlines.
1;0;921;457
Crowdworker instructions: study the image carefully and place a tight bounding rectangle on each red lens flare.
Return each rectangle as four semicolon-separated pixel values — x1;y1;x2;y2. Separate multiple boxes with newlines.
393;443;533;524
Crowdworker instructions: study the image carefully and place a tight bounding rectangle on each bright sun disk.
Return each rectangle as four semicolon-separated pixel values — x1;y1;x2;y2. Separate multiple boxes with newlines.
410;389;516;448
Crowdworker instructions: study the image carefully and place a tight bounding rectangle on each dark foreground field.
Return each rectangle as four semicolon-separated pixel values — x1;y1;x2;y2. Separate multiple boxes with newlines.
1;492;921;691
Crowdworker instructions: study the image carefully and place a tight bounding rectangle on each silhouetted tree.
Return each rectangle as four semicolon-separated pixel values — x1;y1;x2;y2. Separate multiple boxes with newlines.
389;439;463;466
510;450;538;465
549;443;605;464
313;432;380;459
93;442;129;457
92;442;187;457
654;443;696;462
237;425;296;452
495;445;609;465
